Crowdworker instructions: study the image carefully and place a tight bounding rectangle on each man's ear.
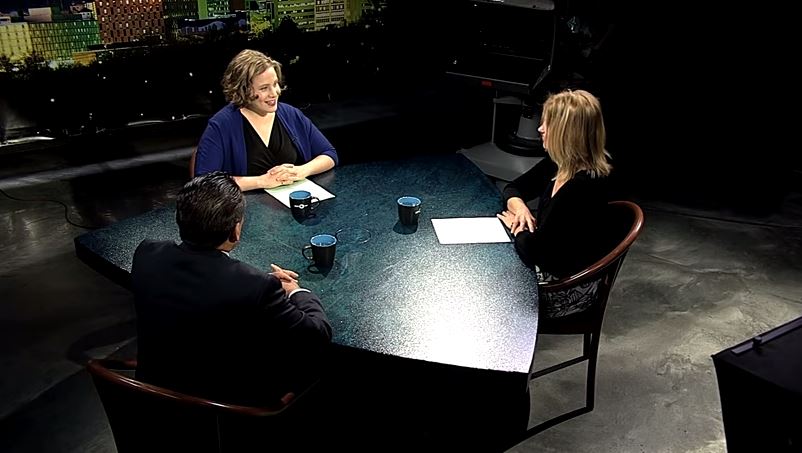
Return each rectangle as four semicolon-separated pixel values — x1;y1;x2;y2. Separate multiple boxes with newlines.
229;221;243;243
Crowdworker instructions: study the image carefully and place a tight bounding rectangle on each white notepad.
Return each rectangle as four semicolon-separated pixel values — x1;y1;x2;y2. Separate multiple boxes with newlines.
431;217;512;244
264;179;335;208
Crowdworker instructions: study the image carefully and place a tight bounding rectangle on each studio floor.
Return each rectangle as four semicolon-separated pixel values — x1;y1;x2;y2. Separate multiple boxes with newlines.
1;128;800;452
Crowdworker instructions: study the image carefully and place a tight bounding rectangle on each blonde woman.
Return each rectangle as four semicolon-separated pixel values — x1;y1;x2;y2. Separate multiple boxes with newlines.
498;89;612;317
195;49;338;191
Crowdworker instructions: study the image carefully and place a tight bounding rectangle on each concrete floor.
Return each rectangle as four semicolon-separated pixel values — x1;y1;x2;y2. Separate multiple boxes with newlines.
0;79;802;453
512;198;802;452
1;5;798;449
1;130;801;452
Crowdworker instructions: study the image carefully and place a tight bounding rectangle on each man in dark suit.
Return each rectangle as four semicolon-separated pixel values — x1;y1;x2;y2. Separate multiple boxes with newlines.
131;171;331;406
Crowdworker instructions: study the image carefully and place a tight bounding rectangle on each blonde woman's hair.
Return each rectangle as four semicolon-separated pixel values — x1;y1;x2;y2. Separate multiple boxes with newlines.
541;89;612;180
221;49;283;107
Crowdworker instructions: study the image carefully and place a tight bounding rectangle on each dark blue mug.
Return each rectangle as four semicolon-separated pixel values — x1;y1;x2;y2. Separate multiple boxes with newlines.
397;196;422;226
289;190;320;219
302;234;337;268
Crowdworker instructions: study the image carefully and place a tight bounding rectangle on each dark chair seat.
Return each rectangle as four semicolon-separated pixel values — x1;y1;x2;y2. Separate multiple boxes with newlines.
538;307;598;334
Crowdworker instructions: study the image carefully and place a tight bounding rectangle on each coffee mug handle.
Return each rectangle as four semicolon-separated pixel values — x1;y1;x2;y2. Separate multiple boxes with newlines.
309;197;320;211
302;245;314;260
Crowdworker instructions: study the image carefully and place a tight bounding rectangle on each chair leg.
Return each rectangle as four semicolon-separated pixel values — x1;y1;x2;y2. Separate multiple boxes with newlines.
585;332;601;411
514;331;603;446
215;415;222;453
582;332;592;356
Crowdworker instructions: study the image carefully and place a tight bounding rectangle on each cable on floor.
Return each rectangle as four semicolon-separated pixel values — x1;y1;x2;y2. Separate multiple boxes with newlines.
0;187;100;230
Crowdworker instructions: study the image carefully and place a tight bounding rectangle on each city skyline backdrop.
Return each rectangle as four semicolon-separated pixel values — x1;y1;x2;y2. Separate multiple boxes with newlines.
0;0;387;66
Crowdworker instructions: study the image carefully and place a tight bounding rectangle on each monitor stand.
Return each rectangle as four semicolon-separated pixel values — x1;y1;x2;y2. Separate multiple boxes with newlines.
458;95;544;183
459;142;543;183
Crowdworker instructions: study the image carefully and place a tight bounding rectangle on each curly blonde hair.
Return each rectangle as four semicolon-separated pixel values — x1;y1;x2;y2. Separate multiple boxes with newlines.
542;89;612;180
221;49;284;107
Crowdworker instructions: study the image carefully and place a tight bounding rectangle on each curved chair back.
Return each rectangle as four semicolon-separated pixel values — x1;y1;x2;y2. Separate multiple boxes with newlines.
538;200;644;327
189;147;197;179
87;359;310;453
523;200;644;439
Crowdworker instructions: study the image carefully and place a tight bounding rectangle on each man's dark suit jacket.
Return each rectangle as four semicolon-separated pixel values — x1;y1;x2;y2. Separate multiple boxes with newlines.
131;239;332;406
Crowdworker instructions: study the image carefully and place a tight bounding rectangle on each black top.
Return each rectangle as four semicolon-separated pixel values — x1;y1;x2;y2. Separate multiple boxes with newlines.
131;240;332;405
503;156;611;278
243;113;301;176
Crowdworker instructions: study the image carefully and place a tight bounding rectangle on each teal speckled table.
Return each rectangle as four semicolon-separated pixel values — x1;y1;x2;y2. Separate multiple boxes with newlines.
75;154;539;375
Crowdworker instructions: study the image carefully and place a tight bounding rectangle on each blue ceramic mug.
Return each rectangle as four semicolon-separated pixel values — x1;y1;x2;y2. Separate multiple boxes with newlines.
289;190;320;219
397;196;422;226
302;233;337;268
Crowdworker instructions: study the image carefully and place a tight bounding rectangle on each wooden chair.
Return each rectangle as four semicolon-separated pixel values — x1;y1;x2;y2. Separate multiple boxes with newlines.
189;146;197;179
525;200;644;437
87;358;319;453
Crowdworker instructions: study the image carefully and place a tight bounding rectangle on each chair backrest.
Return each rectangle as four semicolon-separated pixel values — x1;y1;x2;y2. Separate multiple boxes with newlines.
189;146;197;179
539;200;644;322
87;359;306;453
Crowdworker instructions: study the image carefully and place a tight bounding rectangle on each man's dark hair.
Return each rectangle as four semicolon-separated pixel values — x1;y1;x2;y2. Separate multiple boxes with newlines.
176;172;245;249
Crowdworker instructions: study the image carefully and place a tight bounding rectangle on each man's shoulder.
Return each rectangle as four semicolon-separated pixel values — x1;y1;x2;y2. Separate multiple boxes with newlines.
132;241;176;282
135;239;174;255
133;240;177;269
214;259;281;304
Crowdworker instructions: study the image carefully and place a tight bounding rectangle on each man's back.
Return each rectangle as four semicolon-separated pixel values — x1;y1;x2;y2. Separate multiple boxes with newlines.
131;239;331;405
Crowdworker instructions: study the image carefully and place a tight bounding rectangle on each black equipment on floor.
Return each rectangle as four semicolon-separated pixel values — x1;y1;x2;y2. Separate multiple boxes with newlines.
712;316;802;453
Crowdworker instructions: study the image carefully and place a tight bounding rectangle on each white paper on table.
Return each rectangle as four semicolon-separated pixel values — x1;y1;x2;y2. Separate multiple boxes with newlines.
431;217;512;244
264;179;335;208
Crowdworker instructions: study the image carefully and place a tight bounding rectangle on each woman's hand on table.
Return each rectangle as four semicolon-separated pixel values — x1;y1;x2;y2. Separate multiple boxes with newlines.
499;197;536;235
257;170;286;189
268;164;307;186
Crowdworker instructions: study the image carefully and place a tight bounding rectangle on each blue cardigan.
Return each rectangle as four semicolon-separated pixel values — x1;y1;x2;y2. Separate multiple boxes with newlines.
194;102;338;177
